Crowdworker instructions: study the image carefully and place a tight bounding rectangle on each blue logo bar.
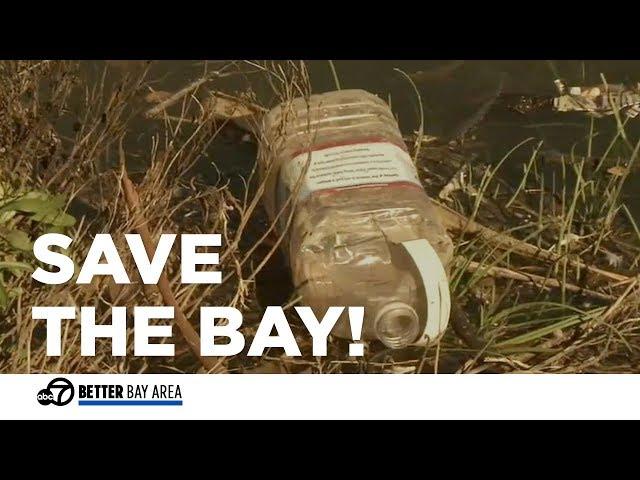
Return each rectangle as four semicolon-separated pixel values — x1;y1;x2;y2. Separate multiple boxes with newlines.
78;400;183;406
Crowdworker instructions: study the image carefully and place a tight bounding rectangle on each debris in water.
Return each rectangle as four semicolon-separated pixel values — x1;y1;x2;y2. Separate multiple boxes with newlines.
497;78;640;119
498;93;554;115
552;79;640;118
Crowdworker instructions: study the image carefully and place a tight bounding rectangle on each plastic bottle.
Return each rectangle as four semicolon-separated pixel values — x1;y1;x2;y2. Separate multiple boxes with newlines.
258;89;454;349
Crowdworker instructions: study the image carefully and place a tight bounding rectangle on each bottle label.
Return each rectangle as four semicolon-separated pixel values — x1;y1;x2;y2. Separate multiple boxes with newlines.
280;141;422;201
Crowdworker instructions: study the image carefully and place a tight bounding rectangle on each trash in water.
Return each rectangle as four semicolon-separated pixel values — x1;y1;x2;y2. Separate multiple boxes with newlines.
499;78;640;118
552;79;640;118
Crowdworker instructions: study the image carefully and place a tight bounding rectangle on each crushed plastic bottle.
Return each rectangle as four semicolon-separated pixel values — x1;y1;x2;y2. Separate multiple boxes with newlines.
258;89;454;349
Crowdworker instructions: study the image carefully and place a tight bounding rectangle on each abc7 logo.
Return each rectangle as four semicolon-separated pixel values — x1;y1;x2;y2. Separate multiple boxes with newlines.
37;378;75;406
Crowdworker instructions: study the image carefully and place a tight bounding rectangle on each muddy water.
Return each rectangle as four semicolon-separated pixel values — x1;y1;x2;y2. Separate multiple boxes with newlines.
73;60;640;311
85;60;640;212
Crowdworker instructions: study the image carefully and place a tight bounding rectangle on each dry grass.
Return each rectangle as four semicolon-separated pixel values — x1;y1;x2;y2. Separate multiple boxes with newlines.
1;60;639;374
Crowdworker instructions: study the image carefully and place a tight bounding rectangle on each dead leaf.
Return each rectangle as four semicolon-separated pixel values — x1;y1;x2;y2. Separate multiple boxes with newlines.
144;90;173;104
205;92;262;120
204;92;267;133
607;165;629;177
439;169;466;201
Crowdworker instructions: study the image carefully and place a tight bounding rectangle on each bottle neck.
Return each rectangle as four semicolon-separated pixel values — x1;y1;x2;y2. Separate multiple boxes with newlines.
374;302;420;349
